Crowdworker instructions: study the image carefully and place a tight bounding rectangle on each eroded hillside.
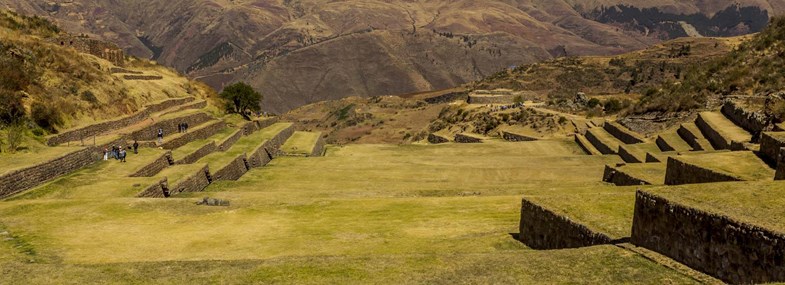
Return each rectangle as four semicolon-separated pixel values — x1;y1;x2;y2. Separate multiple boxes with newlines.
0;0;777;112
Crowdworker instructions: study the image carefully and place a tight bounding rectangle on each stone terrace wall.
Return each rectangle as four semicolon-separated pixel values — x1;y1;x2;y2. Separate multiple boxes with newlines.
123;75;164;80
310;135;326;157
721;101;770;141
695;115;743;150
617;145;643;163
519;199;613;249
603;165;651;186
678;124;705;151
53;35;125;66
47;97;195;146
454;134;482;143
423;91;468;104
632;191;785;284
130;151;173;177
777;149;785;180
502;131;537;142
263;125;296;158
129;112;213;141
467;95;514;104
169;165;211;196
160;100;208;117
160;121;226;150
136;178;168;198
655;136;676;152
664;157;741;185
428;133;449;144
760;133;785;163
604;122;645;144
585;130;615;154
0;146;102;198
175;142;217;165
212;154;249;181
247;144;274;169
218;130;243;151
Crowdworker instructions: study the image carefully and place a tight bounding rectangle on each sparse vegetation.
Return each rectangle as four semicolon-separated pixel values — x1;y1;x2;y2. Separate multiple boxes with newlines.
30;102;63;132
219;82;262;119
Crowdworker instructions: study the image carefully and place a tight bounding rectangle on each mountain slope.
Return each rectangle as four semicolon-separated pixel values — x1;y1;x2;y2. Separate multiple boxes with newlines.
1;0;779;112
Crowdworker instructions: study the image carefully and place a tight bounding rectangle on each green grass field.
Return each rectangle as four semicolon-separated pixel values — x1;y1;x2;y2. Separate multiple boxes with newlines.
675;151;775;181
0;139;707;283
281;131;321;155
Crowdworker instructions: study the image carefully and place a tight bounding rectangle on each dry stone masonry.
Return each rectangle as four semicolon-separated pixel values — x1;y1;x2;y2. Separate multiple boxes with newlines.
603;165;651;186
428;133;449;144
175;142;217;165
761;132;785;164
454;133;482;143
168;165;212;196
632;191;785;284
52;35;124;66
721;101;771;141
160;120;227;150
664;157;741;185
519;199;613;249
604;122;645;144
130;151;173;177
0;146;104;198
777;148;785;180
501;131;538;142
129;112;213;141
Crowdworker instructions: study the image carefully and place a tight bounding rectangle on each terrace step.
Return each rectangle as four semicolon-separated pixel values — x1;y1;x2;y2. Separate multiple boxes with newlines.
664;151;774;185
677;123;715;151
617;143;661;164
585;127;624;155
655;132;692;152
603;122;646;144
281;131;326;157
603;163;665;185
695;112;753;150
574;134;602;155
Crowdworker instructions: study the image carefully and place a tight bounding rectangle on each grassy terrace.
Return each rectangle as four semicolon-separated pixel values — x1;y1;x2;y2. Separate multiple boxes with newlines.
156;163;208;185
0;140;699;282
587;127;623;153
0;146;84;175
523;187;639;239
675;151;775;181
9;149;168;200
699;112;752;144
281;131;321;155
621;143;662;162
658;132;692;152
616;163;667;185
198;123;292;167
646;181;785;234
170;127;237;159
680;123;715;151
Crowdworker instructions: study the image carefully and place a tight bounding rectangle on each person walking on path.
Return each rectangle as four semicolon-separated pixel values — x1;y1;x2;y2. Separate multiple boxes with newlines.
133;140;139;154
119;148;127;162
103;148;109;161
157;128;164;145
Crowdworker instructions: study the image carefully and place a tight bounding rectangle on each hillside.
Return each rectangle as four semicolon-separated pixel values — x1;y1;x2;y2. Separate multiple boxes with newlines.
0;0;778;113
0;10;216;154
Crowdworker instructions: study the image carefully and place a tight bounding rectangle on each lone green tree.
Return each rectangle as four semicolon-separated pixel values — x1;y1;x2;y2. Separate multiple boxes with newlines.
220;82;262;119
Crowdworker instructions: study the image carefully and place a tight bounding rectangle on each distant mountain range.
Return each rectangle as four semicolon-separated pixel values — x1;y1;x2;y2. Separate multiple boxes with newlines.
1;0;780;112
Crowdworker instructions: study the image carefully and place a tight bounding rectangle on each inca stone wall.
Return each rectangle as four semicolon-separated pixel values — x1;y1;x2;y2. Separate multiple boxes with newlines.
218;130;243;151
212;154;249;181
128;112;213;141
721;101;770;141
604;122;644;144
454;134;482;143
501;131;537;142
655;136;676;152
777;149;785;180
678;124;706;151
136;178;169;198
603;165;651;186
175;142;217;164
160;100;208;117
47;97;195;146
0;146;103;198
664;157;740;185
428;133;449;144
423;91;468;104
467;95;514;104
585;130;615;154
123;75;163;80
168;165;211;196
310;135;326;157
53;35;124;66
695;114;746;150
247;144;273;169
631;191;785;284
760;133;785;163
130;151;173;177
519;199;613;249
617;145;643;163
160;120;226;150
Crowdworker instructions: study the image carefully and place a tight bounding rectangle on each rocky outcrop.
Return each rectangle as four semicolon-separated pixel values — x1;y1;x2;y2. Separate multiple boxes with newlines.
632;191;785;284
664;157;741;185
519;199;613;249
428;133;449;144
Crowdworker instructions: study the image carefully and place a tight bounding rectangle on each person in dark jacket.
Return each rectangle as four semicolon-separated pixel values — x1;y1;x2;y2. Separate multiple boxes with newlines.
157;128;164;145
133;140;139;154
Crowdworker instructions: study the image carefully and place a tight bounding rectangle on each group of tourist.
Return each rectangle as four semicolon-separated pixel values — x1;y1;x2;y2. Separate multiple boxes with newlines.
102;141;140;163
178;122;189;133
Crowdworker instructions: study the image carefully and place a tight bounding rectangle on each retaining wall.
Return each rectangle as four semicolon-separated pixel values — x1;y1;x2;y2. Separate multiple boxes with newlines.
695;114;747;151
212;154;249;181
604;122;645;144
721;101;770;141
777;149;785;180
247;144;274;169
129;151;173;177
603;165;651;186
760;133;785;164
428;133;449;144
128;112;213;141
617;145;643;163
47;97;195;146
123;75;163;80
655;136;675;152
423;91;468;104
467;95;514;104
310;135;326;157
160;100;208;117
218;130;243;151
678;124;705;151
664;157;741;185
501;131;538;142
519;199;613;249
631;191;785;284
168;165;211;196
160;120;226;150
454;134;482;143
136;178;169;198
584;130;616;154
574;134;600;155
175;142;217;164
0;146;103;198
